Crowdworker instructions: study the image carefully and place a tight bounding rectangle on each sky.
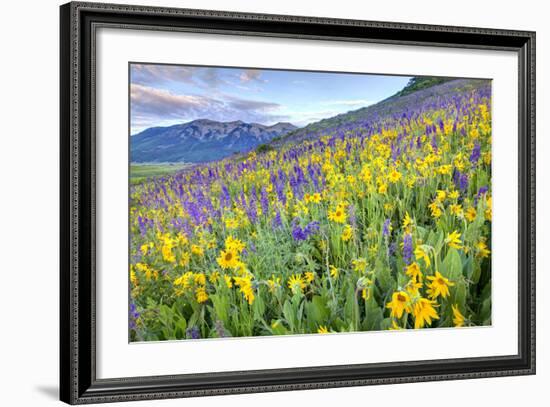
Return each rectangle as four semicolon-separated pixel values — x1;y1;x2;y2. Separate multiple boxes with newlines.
130;63;411;135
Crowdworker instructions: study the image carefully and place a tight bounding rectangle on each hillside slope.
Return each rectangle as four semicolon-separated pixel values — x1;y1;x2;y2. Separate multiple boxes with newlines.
271;78;490;147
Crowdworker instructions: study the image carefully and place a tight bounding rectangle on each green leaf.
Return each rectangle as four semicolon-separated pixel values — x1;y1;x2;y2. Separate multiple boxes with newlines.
375;259;394;294
363;297;383;331
283;300;296;332
305;296;329;327
270;320;288;335
441;248;463;281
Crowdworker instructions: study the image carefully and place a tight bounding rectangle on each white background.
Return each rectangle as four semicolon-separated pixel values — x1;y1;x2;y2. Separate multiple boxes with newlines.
97;28;518;378
0;0;546;406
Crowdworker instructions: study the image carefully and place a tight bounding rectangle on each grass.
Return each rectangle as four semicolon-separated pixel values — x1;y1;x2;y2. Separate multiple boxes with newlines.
130;163;192;184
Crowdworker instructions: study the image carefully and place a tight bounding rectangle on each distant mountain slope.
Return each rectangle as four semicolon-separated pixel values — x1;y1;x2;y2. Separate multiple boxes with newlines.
272;78;490;147
131;119;297;163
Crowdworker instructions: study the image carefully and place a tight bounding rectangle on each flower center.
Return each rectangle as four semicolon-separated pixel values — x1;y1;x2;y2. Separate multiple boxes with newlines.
225;252;233;261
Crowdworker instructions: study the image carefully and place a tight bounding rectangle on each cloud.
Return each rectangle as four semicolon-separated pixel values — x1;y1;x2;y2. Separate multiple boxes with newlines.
130;84;288;134
198;68;229;88
130;64;198;86
225;96;279;112
239;69;266;83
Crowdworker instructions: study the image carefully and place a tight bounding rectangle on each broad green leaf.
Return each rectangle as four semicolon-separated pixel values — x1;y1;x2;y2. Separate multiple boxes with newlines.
441;248;463;281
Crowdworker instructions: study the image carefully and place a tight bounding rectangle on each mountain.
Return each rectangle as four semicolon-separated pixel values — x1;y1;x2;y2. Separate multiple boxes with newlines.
271;78;489;147
131;119;297;163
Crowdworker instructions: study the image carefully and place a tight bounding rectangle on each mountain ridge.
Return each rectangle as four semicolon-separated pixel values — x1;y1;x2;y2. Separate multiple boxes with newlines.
131;119;297;163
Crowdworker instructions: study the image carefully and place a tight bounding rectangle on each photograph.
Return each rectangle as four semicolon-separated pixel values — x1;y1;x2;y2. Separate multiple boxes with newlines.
128;64;493;342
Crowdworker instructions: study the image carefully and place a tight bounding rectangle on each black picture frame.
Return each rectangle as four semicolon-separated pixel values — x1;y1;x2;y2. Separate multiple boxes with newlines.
60;2;536;404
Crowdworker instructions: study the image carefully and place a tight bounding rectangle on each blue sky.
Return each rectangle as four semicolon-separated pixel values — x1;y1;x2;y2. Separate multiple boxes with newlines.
130;63;411;135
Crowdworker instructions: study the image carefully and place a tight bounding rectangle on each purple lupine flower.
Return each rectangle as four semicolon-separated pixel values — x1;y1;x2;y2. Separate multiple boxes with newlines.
260;187;269;215
246;188;258;224
431;134;438;152
388;241;397;257
220;184;231;208
275;179;286;205
382;218;391;237
129;302;140;330
453;168;461;187
291;218;319;241
478;185;489;196
291;218;306;241
272;209;282;229
137;216;147;236
475;185;489;204
304;220;320;236
470;142;481;165
459;173;469;191
186;327;200;340
403;233;413;264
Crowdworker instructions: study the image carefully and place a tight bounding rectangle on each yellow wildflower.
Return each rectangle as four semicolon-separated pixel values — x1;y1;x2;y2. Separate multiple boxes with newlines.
266;275;281;293
413;298;439;329
130;269;138;286
476;240;491;258
193;273;206;286
179;252;190;267
174;271;194;290
445;230;462;249
225;236;245;253
191;244;204;257
388;168;402;183
465;207;477;222
195;286;209;303
341;224;353;242
414;245;431;268
386;291;411;319
223;275;233;288
287;274;306;295
305;271;316;284
352;258;368;274
452;304;465;327
317;325;329;334
428;200;442;218
328;205;347;223
450;203;463;217
162;244;176;263
224;217;239;229
234;275;255;304
217;248;240;269
485;196;492;220
426;271;455;299
208;271;220;284
402;212;413;231
405;262;423;282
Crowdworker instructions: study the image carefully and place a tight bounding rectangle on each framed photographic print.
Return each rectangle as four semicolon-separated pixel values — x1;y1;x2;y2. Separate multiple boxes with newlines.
60;1;536;404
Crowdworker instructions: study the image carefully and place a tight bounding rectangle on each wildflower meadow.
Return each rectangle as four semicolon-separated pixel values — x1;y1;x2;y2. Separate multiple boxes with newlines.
129;77;492;341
